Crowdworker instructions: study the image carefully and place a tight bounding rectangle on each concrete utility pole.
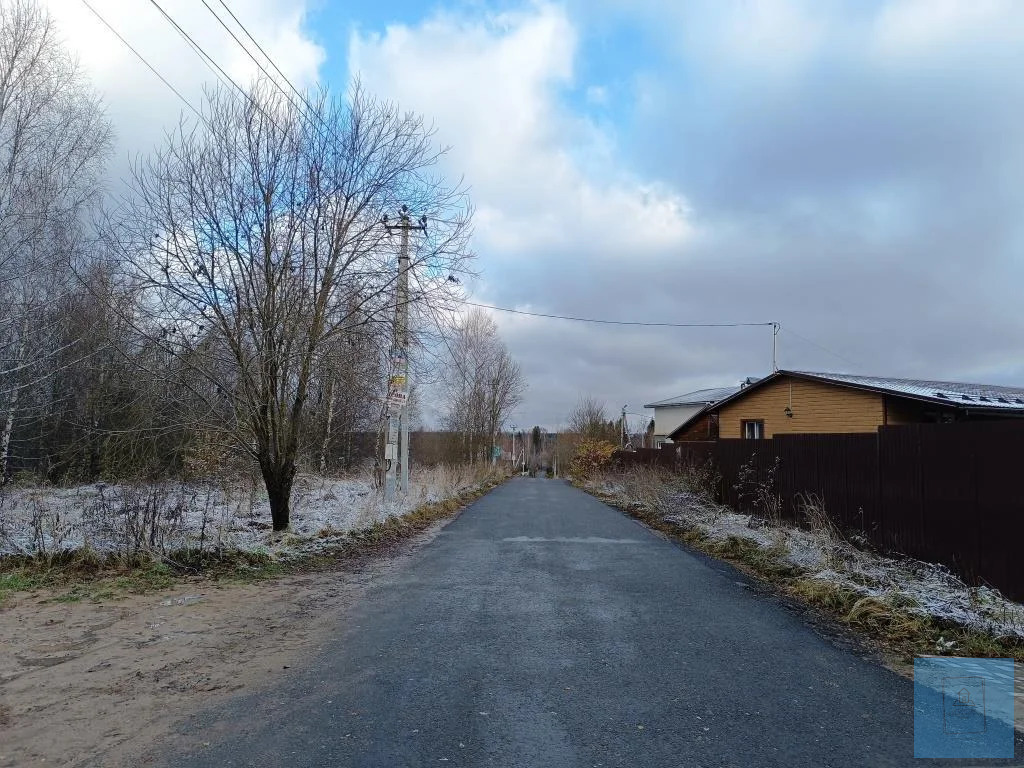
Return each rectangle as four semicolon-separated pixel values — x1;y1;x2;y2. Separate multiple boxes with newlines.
621;405;628;450
510;424;516;469
383;206;426;501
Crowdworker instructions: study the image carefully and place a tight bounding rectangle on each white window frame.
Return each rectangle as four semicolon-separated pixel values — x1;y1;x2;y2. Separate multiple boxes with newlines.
742;420;764;440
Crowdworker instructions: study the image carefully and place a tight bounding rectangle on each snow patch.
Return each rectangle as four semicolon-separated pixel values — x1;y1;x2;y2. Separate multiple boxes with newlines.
0;465;498;559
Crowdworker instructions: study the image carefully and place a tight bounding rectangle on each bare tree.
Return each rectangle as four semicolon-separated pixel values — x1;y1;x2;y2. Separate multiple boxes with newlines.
0;0;112;480
443;308;525;462
112;81;473;530
567;396;616;441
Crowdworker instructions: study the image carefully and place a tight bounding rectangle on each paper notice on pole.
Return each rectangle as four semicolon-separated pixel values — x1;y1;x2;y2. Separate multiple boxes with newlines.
387;390;408;409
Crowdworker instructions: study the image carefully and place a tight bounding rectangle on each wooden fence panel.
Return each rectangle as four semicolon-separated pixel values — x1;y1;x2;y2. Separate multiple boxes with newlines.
970;422;1024;595
612;421;1024;601
877;425;923;556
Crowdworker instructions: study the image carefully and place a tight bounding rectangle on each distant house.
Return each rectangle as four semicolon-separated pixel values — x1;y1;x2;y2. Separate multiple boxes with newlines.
645;383;753;446
669;370;1024;441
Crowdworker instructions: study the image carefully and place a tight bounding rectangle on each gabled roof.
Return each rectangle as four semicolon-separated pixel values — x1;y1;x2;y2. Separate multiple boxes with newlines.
666;369;1024;439
788;371;1024;410
644;386;741;409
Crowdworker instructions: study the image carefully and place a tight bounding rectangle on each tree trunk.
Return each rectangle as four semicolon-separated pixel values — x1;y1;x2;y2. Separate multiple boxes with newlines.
0;317;29;482
261;458;296;531
319;376;335;475
0;398;16;482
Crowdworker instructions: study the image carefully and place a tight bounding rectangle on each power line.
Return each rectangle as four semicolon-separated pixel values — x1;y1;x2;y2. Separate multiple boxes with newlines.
211;0;314;113
83;1;858;379
144;0;299;149
457;300;775;329
780;327;860;369
201;0;371;195
198;1;287;98
79;0;202;120
410;276;473;386
145;0;245;100
459;299;857;370
198;0;340;167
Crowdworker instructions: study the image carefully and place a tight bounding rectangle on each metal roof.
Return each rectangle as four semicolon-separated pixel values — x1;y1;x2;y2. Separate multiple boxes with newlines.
665;370;1024;440
789;371;1024;410
644;386;742;409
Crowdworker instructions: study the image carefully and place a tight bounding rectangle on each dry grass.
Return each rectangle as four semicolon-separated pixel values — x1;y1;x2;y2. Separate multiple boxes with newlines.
704;535;800;579
844;595;930;643
788;578;860;613
0;468;508;602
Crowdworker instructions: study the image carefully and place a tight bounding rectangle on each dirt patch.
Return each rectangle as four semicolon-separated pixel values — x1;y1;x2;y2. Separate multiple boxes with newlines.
0;519;449;768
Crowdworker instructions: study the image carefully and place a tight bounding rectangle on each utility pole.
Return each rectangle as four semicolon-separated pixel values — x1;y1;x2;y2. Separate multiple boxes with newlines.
511;424;516;470
383;205;426;501
772;322;780;372
621;405;628;450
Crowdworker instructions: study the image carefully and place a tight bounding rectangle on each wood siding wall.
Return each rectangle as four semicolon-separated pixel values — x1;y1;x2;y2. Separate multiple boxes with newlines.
674;414;717;441
718;376;884;438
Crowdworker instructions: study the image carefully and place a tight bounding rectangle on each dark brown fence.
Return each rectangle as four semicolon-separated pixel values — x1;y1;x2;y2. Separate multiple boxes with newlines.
614;422;1024;601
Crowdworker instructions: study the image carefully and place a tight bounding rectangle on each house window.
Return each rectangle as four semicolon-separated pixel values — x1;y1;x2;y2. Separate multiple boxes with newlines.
742;420;764;440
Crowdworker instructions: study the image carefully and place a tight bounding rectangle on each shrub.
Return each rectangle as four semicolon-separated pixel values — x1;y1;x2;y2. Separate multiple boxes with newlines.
569;439;617;480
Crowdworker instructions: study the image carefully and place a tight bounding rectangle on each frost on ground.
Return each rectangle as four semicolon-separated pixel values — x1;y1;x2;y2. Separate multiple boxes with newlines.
0;464;498;561
588;471;1024;643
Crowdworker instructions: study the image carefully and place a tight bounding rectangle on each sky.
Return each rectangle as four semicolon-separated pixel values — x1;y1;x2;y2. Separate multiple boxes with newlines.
43;0;1024;430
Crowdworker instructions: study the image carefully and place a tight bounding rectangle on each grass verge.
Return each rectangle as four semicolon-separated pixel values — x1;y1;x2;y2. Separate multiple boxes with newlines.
0;474;507;604
586;483;1024;664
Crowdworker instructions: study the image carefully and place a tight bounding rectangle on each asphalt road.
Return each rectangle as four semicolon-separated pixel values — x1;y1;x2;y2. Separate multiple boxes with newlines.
165;477;1022;767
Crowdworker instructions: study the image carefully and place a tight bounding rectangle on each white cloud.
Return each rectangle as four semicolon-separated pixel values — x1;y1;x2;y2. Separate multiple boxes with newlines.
707;0;829;72
44;0;324;173
348;4;692;262
872;0;1024;57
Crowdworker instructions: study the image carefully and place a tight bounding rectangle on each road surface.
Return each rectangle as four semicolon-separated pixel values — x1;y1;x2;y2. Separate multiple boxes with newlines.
166;477;1022;767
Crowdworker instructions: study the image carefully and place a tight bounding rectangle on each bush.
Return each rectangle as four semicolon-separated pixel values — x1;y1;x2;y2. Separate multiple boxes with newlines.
569;439;617;480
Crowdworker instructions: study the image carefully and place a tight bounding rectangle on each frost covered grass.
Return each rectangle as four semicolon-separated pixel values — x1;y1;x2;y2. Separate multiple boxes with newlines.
0;463;506;598
587;467;1024;660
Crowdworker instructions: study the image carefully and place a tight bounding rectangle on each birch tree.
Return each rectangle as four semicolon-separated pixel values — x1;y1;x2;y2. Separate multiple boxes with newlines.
0;0;112;480
443;308;525;462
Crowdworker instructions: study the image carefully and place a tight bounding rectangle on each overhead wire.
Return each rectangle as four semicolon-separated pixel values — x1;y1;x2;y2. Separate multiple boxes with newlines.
197;0;289;98
144;0;239;95
456;300;776;329
82;1;860;382
458;299;858;371
779;328;859;369
212;0;316;113
79;0;203;120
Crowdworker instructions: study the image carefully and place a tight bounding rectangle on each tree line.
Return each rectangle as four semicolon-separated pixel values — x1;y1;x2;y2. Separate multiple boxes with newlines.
0;0;524;529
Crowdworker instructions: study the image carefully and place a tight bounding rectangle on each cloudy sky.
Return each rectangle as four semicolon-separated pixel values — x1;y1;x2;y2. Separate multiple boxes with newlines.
44;0;1024;429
